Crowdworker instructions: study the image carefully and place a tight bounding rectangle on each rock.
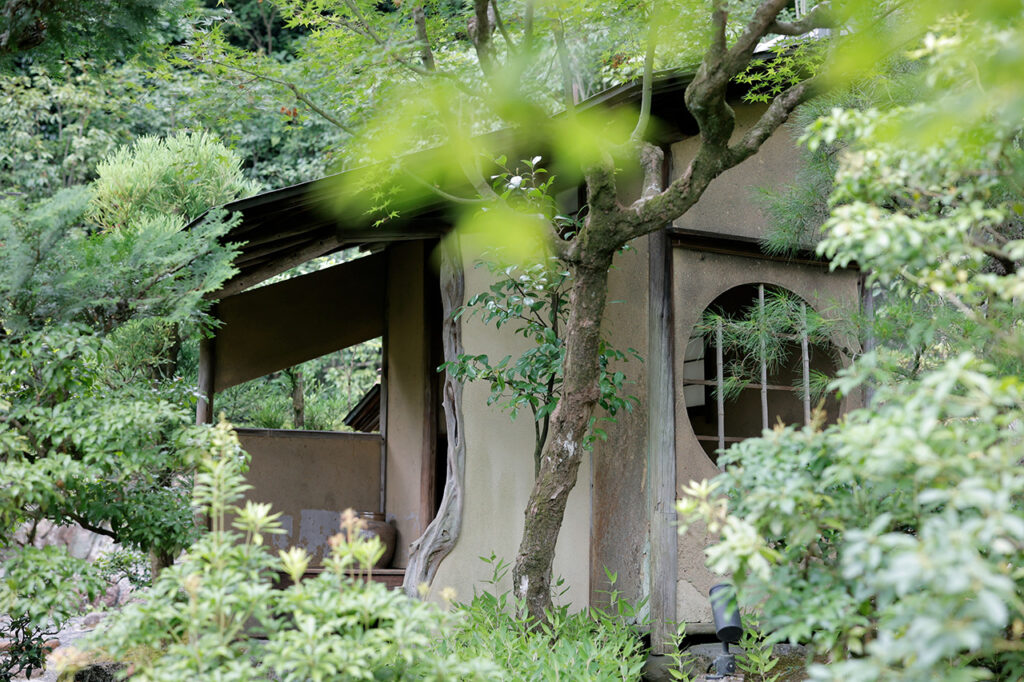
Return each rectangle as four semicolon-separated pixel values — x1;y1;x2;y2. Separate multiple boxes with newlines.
71;662;124;682
680;641;814;681
642;653;677;682
80;613;103;629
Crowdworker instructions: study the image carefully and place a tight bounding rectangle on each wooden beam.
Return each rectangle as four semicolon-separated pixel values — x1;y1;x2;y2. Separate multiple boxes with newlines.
696;435;747;443
212;233;350;299
684;377;801;392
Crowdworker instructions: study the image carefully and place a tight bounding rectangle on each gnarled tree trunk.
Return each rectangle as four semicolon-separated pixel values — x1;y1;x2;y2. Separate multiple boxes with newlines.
512;243;617;619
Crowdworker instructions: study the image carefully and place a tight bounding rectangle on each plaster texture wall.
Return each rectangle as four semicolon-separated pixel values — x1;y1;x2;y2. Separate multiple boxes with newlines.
237;428;381;565
430;244;591;609
589;236;651;612
671;248;861;627
670;104;799;241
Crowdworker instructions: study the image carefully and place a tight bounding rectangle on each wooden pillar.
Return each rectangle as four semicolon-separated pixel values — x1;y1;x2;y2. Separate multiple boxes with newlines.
196;332;216;425
380;262;390;517
648;224;677;655
419;242;442;532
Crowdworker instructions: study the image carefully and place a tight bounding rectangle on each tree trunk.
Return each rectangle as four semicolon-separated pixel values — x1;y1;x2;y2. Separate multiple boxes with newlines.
512;249;614;621
290;368;305;428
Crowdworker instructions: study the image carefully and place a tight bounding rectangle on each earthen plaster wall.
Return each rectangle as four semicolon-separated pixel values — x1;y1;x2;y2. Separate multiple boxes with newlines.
670;103;799;241
430;242;591;609
589;236;651;613
237;428;382;564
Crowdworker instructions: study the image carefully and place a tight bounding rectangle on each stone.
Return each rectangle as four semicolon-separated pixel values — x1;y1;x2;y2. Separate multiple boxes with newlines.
642;653;677;682
71;663;124;682
81;613;103;629
681;641;814;682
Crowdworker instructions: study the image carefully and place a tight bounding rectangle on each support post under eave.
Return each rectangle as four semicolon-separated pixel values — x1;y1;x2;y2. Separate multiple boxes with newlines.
648;224;678;655
403;235;467;596
196;332;216;425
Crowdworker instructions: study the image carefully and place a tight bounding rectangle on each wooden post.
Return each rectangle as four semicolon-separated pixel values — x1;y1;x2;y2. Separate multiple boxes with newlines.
861;273;877;405
759;285;769;430
647;224;678;655
380;263;390;517
716;318;725;452
419;242;442;534
196;333;216;425
801;303;812;426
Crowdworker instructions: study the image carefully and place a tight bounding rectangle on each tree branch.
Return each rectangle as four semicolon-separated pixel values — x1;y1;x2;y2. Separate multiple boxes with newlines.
636;143;665;202
490;0;516;55
729;77;814;159
630;16;657;143
768;2;834;35
64;512;121;542
709;0;728;62
552;20;576;110
341;0;387;46
201;58;356;134
470;0;495;76
524;0;535;52
400;166;489;205
725;0;794;74
627;76;813;241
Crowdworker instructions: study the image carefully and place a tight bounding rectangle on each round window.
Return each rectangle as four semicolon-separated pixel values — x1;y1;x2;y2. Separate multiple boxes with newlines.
682;284;842;465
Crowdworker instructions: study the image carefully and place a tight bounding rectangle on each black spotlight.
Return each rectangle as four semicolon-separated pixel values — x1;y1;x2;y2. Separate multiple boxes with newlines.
707;583;742;679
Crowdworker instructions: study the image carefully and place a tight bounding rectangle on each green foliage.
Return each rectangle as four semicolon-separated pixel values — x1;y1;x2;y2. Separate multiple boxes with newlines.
679;8;1024;681
216;337;381;431
77;420;497;681
0;0;192;66
94;548;153;589
0;189;238;334
0;327;209;559
435;555;647;681
202;0;307;57
737;614;782;682
0;62;133;202
698;287;836;402
758;58;922;255
735;36;827;105
0;55;339;206
90;131;260;230
1;546;105;680
0;131;246;666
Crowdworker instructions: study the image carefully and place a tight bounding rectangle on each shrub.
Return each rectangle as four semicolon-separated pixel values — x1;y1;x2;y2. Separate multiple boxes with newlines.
72;420;497;681
90;131;260;231
435;556;648;681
